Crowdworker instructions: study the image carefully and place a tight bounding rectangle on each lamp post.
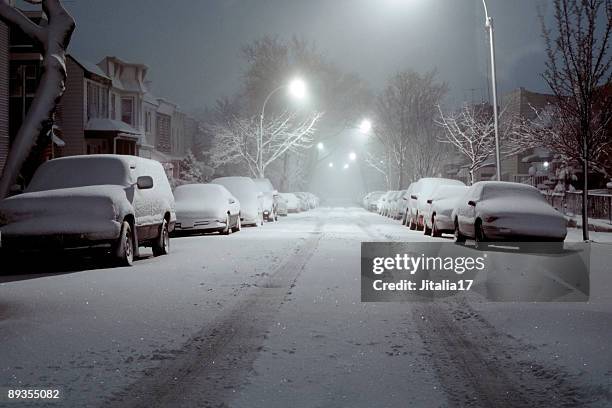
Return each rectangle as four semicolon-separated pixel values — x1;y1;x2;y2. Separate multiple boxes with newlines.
481;0;502;181
259;78;306;176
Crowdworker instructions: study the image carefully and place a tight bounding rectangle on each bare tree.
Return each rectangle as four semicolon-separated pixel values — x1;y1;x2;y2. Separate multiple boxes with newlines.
372;69;448;188
437;103;526;184
539;0;612;240
0;0;75;198
208;111;322;178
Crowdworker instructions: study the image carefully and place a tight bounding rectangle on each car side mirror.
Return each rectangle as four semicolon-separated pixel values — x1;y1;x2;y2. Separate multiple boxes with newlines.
410;195;417;200
137;176;154;190
228;198;236;204
427;199;433;204
468;200;476;207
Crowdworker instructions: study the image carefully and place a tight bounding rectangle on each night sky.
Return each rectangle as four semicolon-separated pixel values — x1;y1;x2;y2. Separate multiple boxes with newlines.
42;0;552;112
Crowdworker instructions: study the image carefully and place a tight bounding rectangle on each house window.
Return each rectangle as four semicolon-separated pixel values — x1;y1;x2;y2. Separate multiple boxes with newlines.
121;97;134;125
86;82;108;120
145;111;152;133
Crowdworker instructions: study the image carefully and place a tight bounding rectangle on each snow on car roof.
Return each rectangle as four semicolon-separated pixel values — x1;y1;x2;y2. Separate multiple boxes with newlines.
253;178;275;192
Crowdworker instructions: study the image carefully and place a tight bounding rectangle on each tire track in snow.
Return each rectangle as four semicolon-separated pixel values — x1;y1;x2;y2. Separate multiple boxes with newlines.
356;214;584;407
104;218;326;408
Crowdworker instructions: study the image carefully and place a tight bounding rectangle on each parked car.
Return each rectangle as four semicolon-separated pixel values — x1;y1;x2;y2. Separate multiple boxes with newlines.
174;184;241;235
276;194;289;216
0;155;175;266
279;193;301;213
211;177;264;227
253;178;279;222
400;184;415;225
422;185;469;236
407;178;466;231
363;191;385;212
389;190;407;220
293;192;311;211
452;181;567;245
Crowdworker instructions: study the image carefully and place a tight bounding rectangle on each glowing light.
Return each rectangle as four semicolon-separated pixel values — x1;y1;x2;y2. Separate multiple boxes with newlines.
328;162;334;168
359;119;372;134
288;78;307;99
343;163;349;170
349;152;357;161
543;161;550;169
317;142;324;150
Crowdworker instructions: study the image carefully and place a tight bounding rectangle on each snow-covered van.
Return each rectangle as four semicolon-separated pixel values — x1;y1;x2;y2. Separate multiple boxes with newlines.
0;155;176;266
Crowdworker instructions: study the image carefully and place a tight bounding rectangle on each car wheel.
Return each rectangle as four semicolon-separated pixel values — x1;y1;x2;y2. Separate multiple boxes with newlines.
221;214;232;235
409;216;417;230
233;215;242;232
431;217;442;237
454;220;466;244
424;220;432;236
153;218;170;256
474;220;487;249
114;221;134;266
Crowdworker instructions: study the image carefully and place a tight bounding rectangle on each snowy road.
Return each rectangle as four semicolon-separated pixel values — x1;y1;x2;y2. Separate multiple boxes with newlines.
1;208;611;407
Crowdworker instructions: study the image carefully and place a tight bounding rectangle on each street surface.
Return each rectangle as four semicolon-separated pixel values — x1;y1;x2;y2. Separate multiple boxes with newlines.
1;208;611;407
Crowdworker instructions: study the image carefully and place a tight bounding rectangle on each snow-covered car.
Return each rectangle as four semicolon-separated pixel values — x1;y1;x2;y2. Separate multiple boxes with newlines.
389;190;407;220
452;181;567;244
211;177;264;227
293;192;311;211
400;184;415;225
364;191;385;212
379;191;398;217
422;185;468;236
279;193;301;213
174;184;241;235
276;194;289;216
253;178;279;222
0;155;175;266
408;178;466;231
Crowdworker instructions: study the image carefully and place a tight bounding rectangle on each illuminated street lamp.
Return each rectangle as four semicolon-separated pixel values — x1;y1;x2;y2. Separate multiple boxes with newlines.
359;119;372;134
317;142;324;150
329;162;334;168
349;152;357;161
259;77;307;173
343;163;349;170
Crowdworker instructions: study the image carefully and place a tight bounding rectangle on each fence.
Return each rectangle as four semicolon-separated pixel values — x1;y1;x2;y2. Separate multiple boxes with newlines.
545;191;612;224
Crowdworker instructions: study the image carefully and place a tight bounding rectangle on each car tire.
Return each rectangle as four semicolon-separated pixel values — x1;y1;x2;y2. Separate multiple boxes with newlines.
408;215;417;230
153;218;170;256
424;220;432;236
454;220;466;244
474;220;487;249
233;216;242;233
431;217;442;237
220;214;232;235
114;221;134;266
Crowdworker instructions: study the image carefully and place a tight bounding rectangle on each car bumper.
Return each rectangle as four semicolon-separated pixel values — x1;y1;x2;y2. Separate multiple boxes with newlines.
482;223;567;241
175;217;226;231
0;218;121;250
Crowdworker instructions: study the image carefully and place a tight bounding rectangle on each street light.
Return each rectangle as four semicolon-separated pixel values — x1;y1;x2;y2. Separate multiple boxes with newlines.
359;119;372;134
317;142;324;150
288;78;307;99
343;163;349;170
259;77;307;174
481;0;502;181
329;162;334;168
349;152;357;161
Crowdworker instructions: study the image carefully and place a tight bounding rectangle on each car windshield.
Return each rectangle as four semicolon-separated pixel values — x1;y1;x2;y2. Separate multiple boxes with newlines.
174;184;226;204
483;184;546;202
26;157;131;192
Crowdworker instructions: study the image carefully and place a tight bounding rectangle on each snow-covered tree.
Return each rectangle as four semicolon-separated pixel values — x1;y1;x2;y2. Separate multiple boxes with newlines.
372;69;449;188
437;103;526;184
0;0;75;198
538;0;611;240
208;110;322;178
178;150;204;183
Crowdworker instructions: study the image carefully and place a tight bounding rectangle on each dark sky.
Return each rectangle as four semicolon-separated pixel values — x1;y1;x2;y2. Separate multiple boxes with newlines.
50;0;551;112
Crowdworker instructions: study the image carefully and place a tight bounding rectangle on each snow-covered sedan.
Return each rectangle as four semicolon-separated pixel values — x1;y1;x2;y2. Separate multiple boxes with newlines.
174;184;241;235
408;178;466;231
423;185;468;236
452;181;567;244
279;193;301;213
0;155;175;266
253;178;278;222
211;177;264;227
